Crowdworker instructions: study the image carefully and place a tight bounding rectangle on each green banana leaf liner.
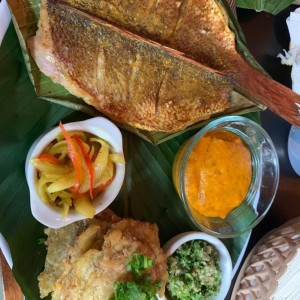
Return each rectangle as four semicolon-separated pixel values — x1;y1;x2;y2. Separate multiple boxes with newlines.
236;0;294;15
6;0;265;145
0;24;257;300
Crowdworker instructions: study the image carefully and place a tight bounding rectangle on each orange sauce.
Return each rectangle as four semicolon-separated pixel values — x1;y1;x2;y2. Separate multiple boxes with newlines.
184;130;252;219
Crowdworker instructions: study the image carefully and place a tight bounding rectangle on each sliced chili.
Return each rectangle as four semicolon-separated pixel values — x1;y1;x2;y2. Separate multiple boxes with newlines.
73;134;94;199
93;172;115;195
59;122;82;192
38;153;60;164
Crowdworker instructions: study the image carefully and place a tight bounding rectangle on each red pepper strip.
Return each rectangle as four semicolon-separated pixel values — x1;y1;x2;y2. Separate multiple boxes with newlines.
59;122;82;192
38;153;60;164
73;134;94;199
93;176;114;195
93;166;115;195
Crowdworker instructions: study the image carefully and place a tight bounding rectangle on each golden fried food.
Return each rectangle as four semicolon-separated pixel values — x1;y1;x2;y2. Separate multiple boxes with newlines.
29;0;233;132
38;219;91;298
38;209;167;299
29;0;300;129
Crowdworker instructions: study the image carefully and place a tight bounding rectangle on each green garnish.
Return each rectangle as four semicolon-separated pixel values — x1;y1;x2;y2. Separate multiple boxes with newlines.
166;240;221;300
127;254;154;275
110;254;161;300
111;277;161;300
37;237;46;245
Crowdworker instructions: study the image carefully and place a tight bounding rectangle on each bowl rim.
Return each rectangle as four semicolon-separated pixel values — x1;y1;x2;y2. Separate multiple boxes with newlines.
163;231;233;300
178;116;279;238
25;117;125;229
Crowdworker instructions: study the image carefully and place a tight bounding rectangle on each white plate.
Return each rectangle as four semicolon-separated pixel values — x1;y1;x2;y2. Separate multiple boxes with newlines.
0;0;11;46
288;125;300;176
0;0;12;266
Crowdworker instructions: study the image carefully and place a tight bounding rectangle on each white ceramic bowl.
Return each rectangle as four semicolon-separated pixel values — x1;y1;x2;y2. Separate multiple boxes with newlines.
25;117;125;228
162;232;232;300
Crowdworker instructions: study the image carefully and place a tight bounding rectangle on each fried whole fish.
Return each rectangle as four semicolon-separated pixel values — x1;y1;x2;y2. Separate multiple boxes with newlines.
29;0;300;130
52;0;300;126
28;0;234;132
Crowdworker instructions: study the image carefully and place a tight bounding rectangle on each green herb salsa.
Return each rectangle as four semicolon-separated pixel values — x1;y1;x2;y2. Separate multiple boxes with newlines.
166;240;221;300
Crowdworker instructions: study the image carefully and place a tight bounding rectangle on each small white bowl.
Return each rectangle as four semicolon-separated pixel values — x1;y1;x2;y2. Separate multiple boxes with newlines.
25;117;125;229
162;232;232;300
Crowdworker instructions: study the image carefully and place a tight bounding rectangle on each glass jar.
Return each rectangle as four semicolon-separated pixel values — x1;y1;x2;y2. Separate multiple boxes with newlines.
173;116;279;238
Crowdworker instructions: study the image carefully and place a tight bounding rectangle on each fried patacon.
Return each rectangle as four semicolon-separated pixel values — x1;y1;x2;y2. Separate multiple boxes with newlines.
38;210;167;299
38;219;91;298
38;209;120;298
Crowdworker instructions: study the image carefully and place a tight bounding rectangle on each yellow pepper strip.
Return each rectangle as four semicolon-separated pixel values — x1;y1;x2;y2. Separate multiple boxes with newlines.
73;195;95;218
74;134;94;199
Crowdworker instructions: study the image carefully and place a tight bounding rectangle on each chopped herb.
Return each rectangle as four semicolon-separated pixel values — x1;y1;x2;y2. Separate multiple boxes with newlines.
111;277;161;300
110;254;161;300
127;254;154;275
166;240;221;300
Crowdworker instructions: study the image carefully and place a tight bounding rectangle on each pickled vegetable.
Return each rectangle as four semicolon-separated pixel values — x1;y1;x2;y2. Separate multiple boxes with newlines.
31;124;125;217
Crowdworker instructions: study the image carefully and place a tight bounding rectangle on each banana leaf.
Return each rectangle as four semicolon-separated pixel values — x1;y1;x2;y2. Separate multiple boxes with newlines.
5;0;265;145
0;24;254;300
236;0;294;15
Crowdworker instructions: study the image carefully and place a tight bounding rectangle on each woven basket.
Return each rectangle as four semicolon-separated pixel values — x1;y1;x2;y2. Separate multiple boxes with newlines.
232;217;300;299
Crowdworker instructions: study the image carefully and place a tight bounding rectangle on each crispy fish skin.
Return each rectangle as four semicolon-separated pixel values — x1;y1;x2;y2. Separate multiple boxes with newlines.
59;0;180;42
30;0;232;132
57;0;300;126
59;0;235;70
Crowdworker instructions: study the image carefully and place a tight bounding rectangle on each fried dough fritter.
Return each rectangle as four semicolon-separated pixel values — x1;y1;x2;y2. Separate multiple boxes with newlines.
38;210;167;300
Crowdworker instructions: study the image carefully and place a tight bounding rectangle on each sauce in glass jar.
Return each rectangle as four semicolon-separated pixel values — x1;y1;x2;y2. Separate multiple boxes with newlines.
184;130;252;219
